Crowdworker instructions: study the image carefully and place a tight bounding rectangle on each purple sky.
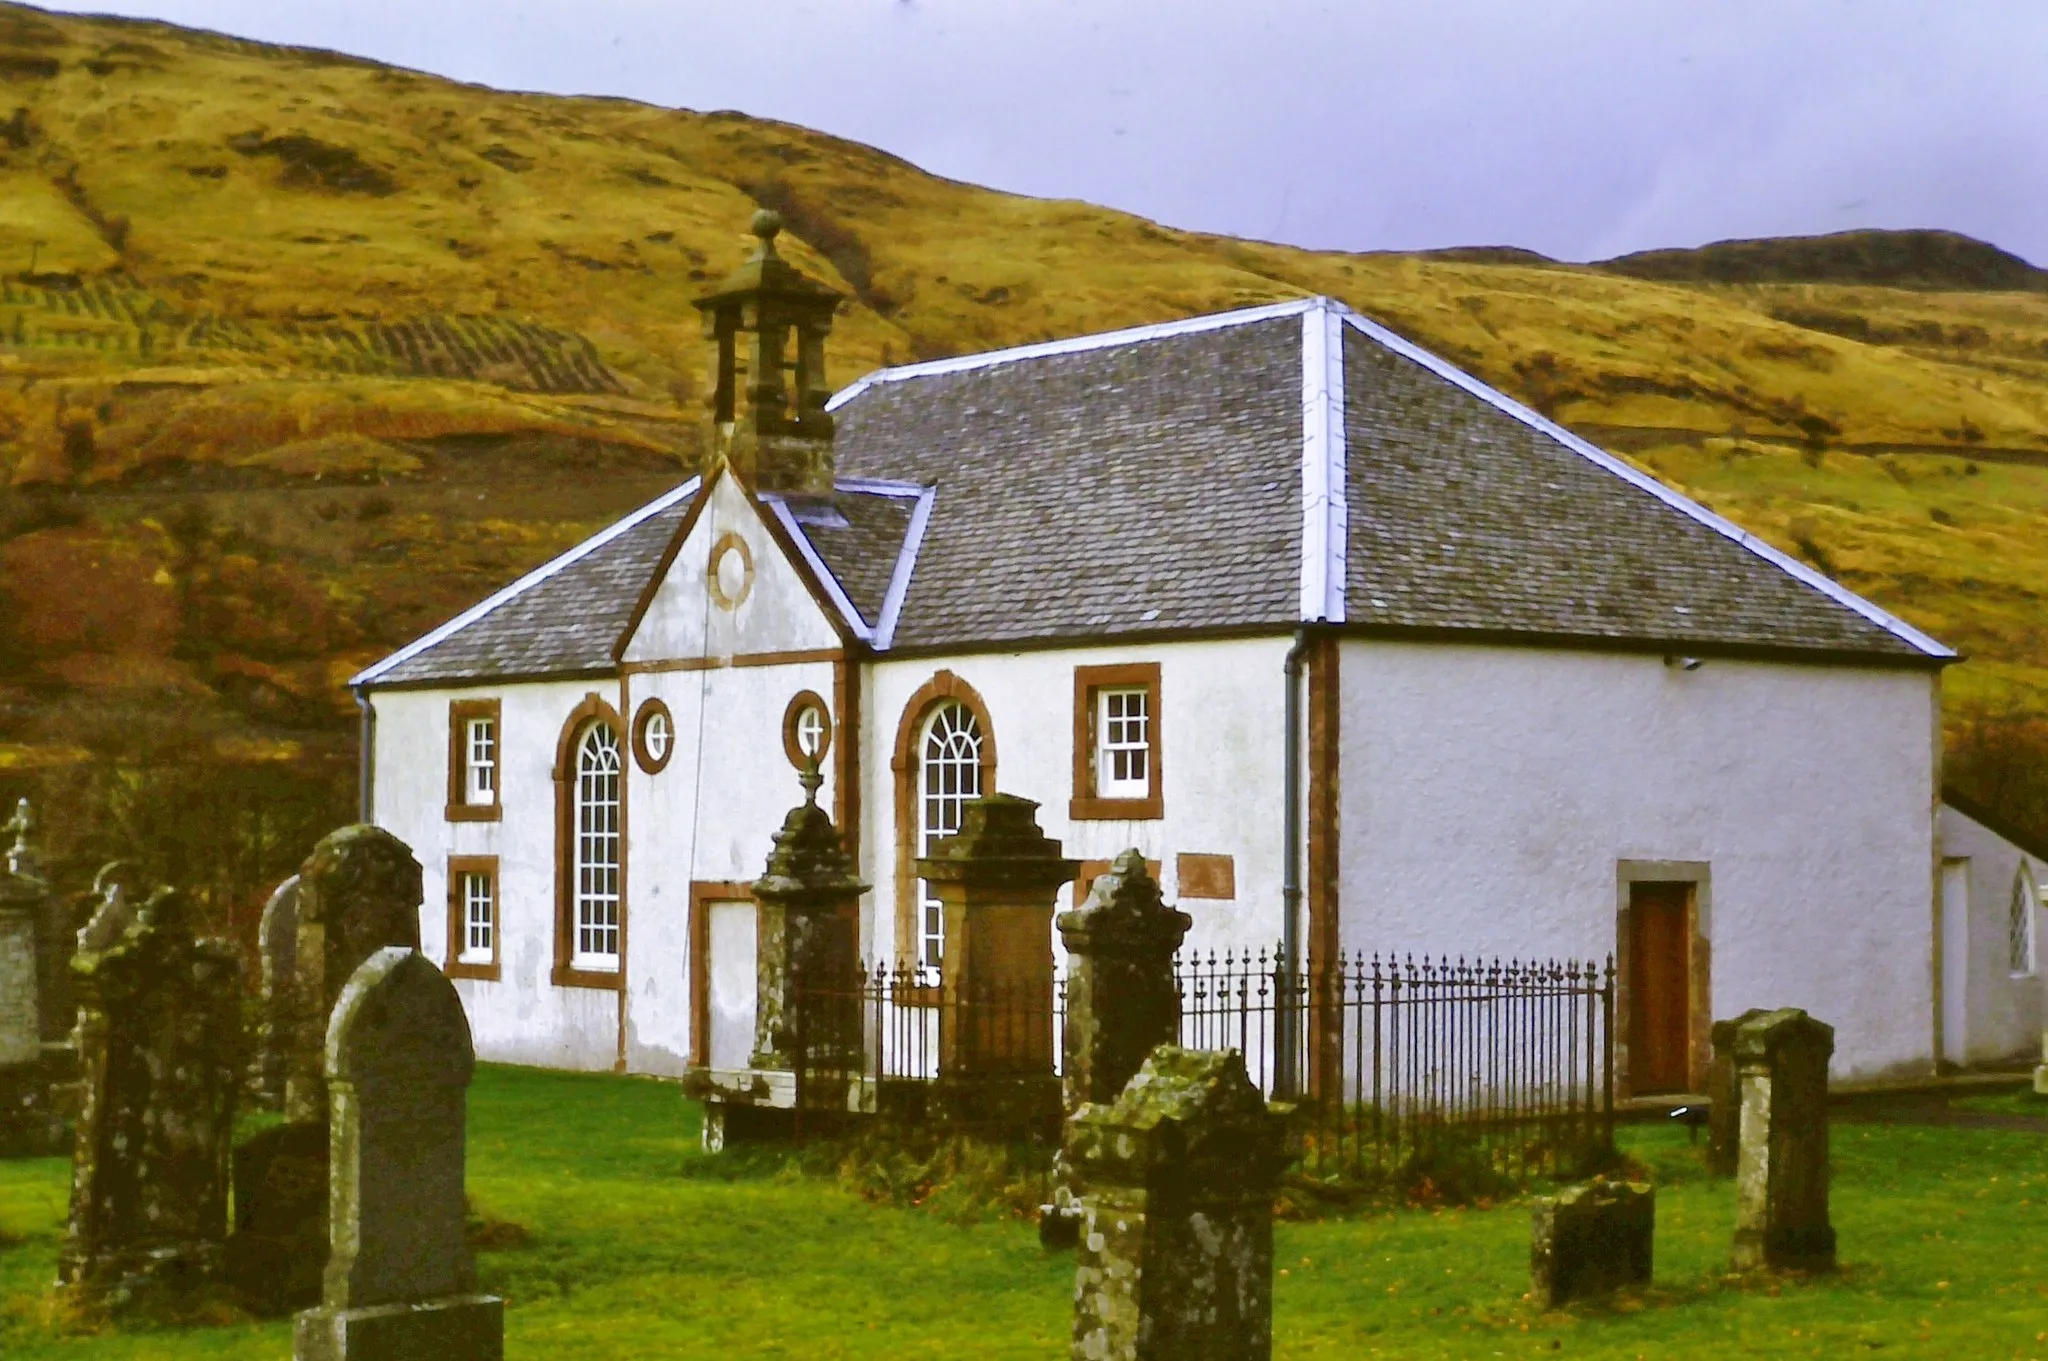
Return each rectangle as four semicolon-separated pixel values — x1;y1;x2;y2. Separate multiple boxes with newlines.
31;0;2048;265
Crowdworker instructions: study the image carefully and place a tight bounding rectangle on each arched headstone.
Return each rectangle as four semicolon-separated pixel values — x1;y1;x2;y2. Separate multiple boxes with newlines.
294;947;501;1360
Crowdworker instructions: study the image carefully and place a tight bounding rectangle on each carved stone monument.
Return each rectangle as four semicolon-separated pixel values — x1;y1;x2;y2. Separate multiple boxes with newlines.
749;760;866;1073
1706;1008;1770;1176
59;885;242;1311
1531;1179;1655;1307
1730;1008;1836;1273
230;827;422;1315
255;874;304;1110
1043;851;1190;1247
1068;1047;1287;1361
916;793;1077;1136
0;800;73;1157
294;947;503;1360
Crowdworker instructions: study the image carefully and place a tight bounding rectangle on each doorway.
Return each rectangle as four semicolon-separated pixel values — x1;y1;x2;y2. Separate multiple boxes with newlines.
689;882;757;1071
1627;880;1695;1095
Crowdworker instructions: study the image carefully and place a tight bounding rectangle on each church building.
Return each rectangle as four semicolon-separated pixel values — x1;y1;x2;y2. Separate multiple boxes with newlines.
353;213;2043;1090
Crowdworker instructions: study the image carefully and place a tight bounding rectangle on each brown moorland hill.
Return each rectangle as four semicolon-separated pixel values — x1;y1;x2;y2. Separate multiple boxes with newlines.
0;0;2045;896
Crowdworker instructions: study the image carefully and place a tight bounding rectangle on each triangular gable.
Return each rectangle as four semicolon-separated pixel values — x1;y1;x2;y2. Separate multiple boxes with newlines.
615;465;857;665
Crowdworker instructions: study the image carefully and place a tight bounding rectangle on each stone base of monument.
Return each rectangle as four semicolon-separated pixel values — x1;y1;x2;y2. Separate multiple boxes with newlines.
294;1293;503;1361
225;1121;329;1314
928;1073;1062;1143
1531;1180;1655;1308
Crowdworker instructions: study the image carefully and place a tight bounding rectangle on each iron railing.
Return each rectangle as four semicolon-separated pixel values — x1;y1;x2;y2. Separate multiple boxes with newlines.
790;948;1615;1176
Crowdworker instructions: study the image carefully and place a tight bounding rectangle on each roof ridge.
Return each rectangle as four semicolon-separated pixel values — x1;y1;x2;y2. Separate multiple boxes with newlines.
826;297;1319;411
351;476;702;688
1331;307;1954;661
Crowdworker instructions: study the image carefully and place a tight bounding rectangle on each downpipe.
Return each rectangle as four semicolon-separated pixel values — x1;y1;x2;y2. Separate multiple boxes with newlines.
1278;629;1309;1100
354;687;375;824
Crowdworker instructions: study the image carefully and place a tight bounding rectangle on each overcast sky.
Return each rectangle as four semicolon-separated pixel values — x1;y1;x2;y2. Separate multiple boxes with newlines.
33;0;2048;265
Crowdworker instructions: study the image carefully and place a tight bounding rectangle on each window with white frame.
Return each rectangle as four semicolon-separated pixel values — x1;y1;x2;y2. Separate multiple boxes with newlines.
1096;688;1150;798
917;702;983;972
2013;862;2039;978
574;722;622;968
460;870;495;963
465;717;496;804
796;705;827;759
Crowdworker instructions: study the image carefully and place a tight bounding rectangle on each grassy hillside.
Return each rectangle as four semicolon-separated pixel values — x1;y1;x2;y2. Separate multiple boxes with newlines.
0;0;2045;893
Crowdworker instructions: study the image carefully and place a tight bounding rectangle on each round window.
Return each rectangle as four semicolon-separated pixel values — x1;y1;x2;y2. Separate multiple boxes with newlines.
632;698;675;774
707;532;754;610
782;691;833;769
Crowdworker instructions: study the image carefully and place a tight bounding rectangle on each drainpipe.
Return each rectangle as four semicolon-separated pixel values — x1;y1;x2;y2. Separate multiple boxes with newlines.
353;686;375;824
1278;629;1310;1099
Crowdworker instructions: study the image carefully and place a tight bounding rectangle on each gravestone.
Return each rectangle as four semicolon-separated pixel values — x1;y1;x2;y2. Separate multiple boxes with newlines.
2034;1029;2048;1098
1730;1008;1836;1273
916;793;1077;1136
255;875;303;1110
230;828;421;1315
286;828;423;1126
1044;851;1190;1247
0;801;73;1157
293;947;502;1361
58;886;243;1311
1530;1179;1655;1307
1068;1046;1287;1361
749;760;866;1073
1706;1008;1770;1176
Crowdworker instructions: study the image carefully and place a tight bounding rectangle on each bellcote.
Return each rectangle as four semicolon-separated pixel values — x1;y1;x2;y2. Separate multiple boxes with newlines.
692;211;843;495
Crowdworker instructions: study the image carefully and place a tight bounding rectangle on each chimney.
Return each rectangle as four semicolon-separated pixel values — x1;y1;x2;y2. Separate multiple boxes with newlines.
692;210;843;495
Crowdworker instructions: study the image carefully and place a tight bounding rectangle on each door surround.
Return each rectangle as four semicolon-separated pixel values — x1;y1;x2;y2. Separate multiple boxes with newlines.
689;881;755;1069
1614;860;1712;1097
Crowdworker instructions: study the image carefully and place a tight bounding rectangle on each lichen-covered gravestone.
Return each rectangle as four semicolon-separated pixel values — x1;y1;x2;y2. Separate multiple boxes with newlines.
255;874;303;1110
1530;1179;1655;1307
1067;1046;1288;1361
1706;1008;1770;1177
1730;1008;1836;1273
1043;851;1190;1247
231;828;422;1316
58;886;243;1311
0;800;73;1158
294;947;502;1361
287;828;423;1126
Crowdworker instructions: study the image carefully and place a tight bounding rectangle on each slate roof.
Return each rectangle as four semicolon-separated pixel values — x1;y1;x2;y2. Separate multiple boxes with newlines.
832;314;1305;648
762;487;918;632
1335;324;1928;656
356;298;1949;690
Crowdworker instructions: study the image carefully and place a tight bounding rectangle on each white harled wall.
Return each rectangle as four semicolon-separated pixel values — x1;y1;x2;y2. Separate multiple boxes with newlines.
1335;639;1942;1082
865;637;1296;970
1936;805;2046;1066
374;677;627;1072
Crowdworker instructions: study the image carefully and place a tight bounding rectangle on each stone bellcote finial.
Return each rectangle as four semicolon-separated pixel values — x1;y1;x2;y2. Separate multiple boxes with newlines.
692;210;843;495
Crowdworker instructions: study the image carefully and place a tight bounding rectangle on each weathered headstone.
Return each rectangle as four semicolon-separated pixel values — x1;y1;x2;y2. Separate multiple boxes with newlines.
286;827;423;1126
750;761;867;1072
255;874;304;1110
1058;850;1192;1113
1043;851;1190;1247
1706;1008;1770;1176
230;828;422;1315
0;801;76;1157
58;886;243;1311
1730;1008;1836;1273
293;947;502;1361
1531;1179;1655;1307
916;793;1077;1136
2034;1029;2048;1098
1068;1046;1287;1361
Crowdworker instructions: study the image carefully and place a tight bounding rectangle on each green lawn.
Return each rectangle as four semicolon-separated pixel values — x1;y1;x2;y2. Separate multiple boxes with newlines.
3;1066;2047;1359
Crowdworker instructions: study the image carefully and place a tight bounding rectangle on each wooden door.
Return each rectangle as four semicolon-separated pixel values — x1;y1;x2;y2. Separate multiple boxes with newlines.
1627;881;1692;1094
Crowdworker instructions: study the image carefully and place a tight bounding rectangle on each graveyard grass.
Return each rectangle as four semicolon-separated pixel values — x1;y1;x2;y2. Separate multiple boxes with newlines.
1;1067;2045;1359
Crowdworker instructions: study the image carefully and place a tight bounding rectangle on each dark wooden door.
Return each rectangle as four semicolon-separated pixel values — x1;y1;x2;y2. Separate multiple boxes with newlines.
1627;882;1692;1094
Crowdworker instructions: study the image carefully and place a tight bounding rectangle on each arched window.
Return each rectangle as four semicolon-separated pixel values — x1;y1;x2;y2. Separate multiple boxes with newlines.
916;702;984;971
574;722;623;968
2013;862;2040;978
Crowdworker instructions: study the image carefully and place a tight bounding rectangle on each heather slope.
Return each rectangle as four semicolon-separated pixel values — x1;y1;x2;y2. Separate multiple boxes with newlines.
0;0;2045;858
